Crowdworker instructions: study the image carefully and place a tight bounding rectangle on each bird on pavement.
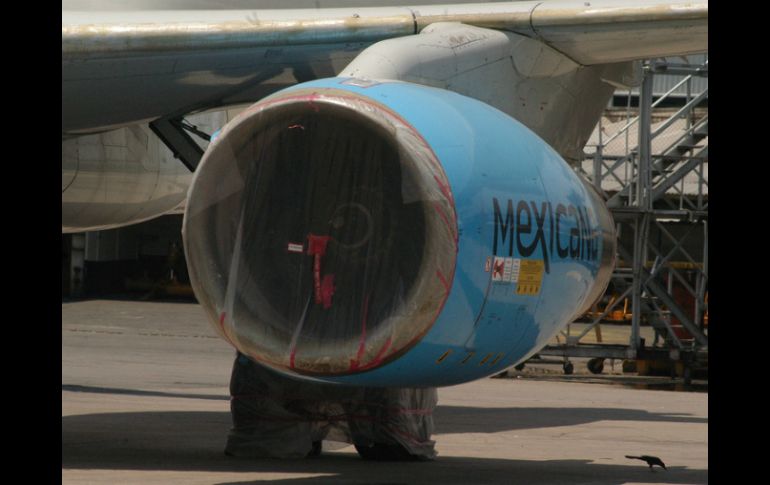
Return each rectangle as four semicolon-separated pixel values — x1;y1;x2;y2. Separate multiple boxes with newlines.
626;455;666;470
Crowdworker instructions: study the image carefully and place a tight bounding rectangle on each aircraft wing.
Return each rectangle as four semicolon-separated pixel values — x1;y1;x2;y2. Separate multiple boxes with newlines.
62;0;707;133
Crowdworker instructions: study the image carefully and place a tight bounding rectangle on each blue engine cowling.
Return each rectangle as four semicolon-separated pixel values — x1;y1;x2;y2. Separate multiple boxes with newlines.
183;77;615;387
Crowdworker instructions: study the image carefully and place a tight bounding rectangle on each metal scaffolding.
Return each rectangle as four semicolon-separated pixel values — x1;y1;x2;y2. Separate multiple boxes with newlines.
537;57;708;381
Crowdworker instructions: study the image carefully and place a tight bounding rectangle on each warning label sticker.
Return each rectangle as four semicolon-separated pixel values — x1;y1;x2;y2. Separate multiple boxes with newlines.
492;257;521;283
287;242;304;253
491;257;505;281
502;258;513;282
506;258;521;283
516;259;544;295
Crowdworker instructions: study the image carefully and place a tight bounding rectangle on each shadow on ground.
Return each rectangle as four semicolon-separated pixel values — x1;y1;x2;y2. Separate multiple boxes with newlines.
62;404;706;484
63;427;705;485
62;384;707;436
212;457;705;485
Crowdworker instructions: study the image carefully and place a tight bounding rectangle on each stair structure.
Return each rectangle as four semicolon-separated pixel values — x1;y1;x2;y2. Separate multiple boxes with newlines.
537;58;708;382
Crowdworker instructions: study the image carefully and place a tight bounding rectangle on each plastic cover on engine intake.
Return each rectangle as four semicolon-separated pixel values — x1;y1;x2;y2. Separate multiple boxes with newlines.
183;86;458;377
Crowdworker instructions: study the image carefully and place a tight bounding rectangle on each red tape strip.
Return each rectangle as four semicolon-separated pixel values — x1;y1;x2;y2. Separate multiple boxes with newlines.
307;235;332;306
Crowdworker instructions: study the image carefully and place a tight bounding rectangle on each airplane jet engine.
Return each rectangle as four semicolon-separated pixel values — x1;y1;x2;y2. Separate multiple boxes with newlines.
183;78;616;387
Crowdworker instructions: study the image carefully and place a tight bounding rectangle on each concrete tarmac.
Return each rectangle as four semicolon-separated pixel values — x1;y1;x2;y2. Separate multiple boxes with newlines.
63;299;708;484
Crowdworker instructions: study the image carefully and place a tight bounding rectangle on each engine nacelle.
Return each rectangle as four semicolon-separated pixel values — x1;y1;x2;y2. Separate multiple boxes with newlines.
62;124;192;233
183;78;615;386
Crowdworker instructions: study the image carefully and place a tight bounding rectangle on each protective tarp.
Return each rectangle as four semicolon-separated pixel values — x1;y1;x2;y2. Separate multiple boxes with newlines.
225;353;437;460
184;87;457;377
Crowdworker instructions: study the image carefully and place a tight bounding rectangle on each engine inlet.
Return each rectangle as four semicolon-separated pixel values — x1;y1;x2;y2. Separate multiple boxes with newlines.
183;88;457;376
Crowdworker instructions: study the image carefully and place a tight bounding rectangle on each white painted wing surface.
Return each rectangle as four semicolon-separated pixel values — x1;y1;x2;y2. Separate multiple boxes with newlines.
62;0;707;132
62;1;707;63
